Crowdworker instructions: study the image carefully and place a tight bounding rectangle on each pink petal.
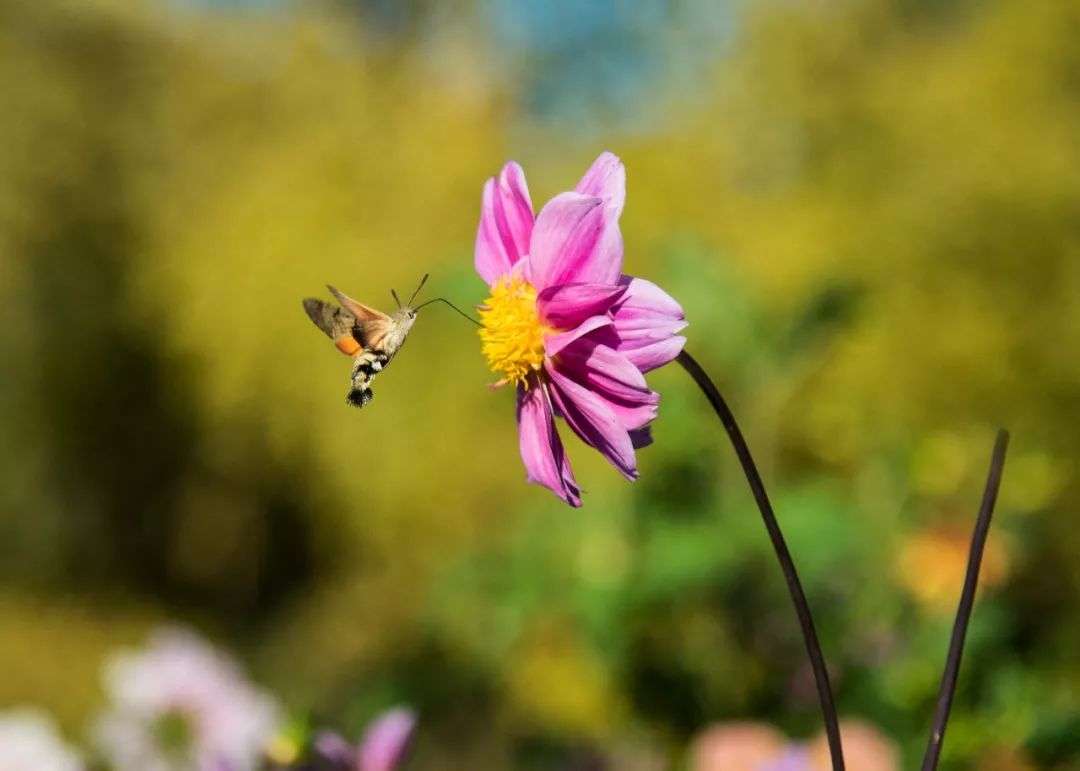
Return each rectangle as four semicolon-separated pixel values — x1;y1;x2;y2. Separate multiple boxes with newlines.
517;382;582;507
359;708;416;771
545;361;638;480
543;314;611;358
527;193;622;291
611;276;688;372
611;318;688;343
498;162;534;259
616;276;684;319
475;179;512;285
621;336;688;373
475;162;534;285
553;341;659;431
536;282;627;330
575;151;626;216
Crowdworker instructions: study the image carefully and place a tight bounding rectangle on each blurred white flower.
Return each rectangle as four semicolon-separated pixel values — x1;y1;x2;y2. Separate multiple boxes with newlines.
94;627;281;771
0;709;81;771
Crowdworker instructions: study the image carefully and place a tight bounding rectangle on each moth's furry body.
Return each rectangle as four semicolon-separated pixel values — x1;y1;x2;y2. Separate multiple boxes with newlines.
303;287;418;408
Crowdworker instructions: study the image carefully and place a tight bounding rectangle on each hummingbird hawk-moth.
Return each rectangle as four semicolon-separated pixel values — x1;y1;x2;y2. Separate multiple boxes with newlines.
302;275;429;407
302;274;476;408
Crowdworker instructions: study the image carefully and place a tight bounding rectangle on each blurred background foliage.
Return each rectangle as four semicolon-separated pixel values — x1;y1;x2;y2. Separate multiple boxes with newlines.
1;0;1078;767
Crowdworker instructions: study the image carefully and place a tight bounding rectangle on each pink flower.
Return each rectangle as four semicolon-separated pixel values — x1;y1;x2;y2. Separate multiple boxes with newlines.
475;152;687;506
689;720;899;771
314;707;416;771
689;723;789;771
94;628;281;771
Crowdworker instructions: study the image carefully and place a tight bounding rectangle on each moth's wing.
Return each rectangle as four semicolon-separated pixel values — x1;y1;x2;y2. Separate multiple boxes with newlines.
302;298;363;356
303;298;354;338
327;285;395;350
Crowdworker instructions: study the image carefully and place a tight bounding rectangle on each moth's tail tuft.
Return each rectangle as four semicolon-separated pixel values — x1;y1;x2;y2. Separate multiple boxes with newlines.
346;387;374;408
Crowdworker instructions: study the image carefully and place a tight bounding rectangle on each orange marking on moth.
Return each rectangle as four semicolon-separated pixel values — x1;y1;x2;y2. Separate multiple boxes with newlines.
335;336;362;356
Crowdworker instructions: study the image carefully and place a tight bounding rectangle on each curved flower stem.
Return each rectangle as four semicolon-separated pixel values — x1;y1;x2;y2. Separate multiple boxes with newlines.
921;429;1009;771
676;350;845;771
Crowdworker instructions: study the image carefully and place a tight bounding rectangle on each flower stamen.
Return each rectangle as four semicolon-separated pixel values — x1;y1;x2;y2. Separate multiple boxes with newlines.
478;276;547;388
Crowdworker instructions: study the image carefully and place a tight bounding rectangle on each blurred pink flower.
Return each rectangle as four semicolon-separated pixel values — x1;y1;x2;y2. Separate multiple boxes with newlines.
689;722;788;771
0;709;81;771
359;709;416;771
475;152;687;506
94;627;281;771
313;707;416;771
690;719;898;771
807;719;898;771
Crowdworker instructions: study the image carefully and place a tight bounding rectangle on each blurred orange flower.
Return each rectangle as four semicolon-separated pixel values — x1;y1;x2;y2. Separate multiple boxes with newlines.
895;524;1010;612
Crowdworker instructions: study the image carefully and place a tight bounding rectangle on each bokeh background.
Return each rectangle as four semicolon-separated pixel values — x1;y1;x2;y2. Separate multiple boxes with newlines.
2;0;1079;768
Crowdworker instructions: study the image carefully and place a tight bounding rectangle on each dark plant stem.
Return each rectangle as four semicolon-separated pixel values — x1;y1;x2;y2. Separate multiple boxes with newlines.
676;350;845;771
921;429;1009;771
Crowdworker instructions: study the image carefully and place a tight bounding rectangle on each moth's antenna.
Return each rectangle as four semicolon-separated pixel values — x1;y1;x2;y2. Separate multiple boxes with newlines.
408;273;430;306
415;297;481;327
391;289;402;309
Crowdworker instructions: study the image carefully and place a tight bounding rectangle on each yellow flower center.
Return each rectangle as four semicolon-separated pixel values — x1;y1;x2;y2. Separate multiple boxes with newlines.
478;276;547;387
